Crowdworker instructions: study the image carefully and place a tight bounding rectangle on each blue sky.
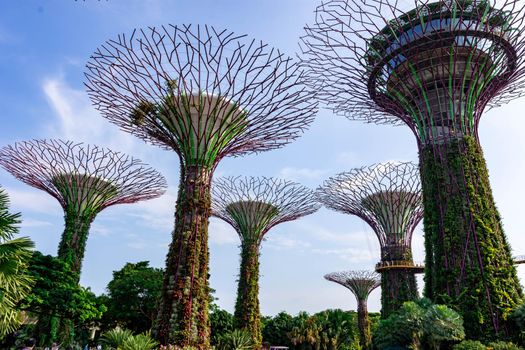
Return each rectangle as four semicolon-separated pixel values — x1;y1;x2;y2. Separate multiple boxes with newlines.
1;0;525;316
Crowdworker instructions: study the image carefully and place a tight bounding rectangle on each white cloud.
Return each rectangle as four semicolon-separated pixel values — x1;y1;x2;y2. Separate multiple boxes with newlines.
277;167;328;182
336;151;359;167
42;77;139;155
19;219;53;228
265;235;311;250
310;246;376;264
209;219;239;245
4;187;61;215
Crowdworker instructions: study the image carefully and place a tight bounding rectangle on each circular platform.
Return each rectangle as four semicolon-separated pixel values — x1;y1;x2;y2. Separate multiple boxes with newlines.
375;260;425;273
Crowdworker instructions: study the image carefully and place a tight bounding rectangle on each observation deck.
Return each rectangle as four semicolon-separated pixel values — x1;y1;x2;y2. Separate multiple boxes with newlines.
364;0;517;141
514;255;525;264
375;260;425;273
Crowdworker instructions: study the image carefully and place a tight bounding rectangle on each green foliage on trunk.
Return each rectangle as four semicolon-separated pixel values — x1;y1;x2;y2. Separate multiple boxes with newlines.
420;136;523;340
380;269;418;318
155;166;211;348
234;242;262;347
57;209;94;279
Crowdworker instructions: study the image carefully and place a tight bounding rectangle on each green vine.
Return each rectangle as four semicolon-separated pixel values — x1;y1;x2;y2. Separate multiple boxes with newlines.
381;269;418;318
154;165;212;349
420;135;523;340
234;241;262;348
57;209;94;278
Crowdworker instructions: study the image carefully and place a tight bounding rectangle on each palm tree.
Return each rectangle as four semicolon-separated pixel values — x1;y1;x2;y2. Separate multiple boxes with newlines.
0;187;34;338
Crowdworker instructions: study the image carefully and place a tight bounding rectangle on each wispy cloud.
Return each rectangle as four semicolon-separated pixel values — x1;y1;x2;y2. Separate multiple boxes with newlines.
42;77;139;155
277;167;328;182
209;219;239;245
19;219;53;228
4;187;61;215
265;235;311;251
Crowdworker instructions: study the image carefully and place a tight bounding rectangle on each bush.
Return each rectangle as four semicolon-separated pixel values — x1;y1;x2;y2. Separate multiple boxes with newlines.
373;299;464;350
487;341;523;350
217;329;256;350
100;328;133;348
120;332;158;350
453;340;487;350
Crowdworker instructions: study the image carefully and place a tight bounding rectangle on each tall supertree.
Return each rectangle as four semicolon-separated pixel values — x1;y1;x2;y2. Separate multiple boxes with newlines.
84;24;317;347
211;176;319;347
324;271;380;350
0;139;166;344
301;0;525;338
317;162;423;318
0;139;166;276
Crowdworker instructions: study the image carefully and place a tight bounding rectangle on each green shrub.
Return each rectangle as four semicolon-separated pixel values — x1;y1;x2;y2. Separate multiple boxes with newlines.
453;340;487;350
217;329;256;350
487;341;523;350
373;299;464;350
100;328;133;348
120;332;158;350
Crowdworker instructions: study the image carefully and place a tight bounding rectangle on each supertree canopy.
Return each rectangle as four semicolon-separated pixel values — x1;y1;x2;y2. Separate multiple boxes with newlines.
212;176;319;347
317;162;423;318
0;139;166;276
85;24;317;347
301;0;524;338
325;271;380;350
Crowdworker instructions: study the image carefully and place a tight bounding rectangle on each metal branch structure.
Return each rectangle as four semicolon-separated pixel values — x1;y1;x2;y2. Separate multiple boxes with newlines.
85;24;317;348
325;271;380;350
212;176;319;347
318;162;422;318
301;0;524;339
0;139;166;276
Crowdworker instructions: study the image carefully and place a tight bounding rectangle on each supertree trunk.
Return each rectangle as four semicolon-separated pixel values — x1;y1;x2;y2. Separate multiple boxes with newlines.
380;271;417;318
234;241;262;347
156;165;211;348
57;210;94;278
379;246;419;318
357;299;371;350
420;135;522;338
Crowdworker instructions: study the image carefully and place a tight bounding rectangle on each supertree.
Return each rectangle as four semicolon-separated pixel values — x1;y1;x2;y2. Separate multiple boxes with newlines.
300;0;525;338
84;24;317;347
317;162;423;318
211;176;319;347
0;139;166;344
0;139;166;276
324;270;380;350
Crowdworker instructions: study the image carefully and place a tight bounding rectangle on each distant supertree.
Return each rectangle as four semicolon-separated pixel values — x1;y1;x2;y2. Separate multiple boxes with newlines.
301;0;524;338
85;24;317;347
318;162;423;318
0;139;166;276
325;271;380;350
212;176;319;347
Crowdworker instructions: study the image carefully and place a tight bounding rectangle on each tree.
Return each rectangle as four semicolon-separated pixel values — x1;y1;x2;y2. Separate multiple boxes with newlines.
209;303;234;346
102;261;163;333
262;312;295;347
0;188;34;339
22;251;105;346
